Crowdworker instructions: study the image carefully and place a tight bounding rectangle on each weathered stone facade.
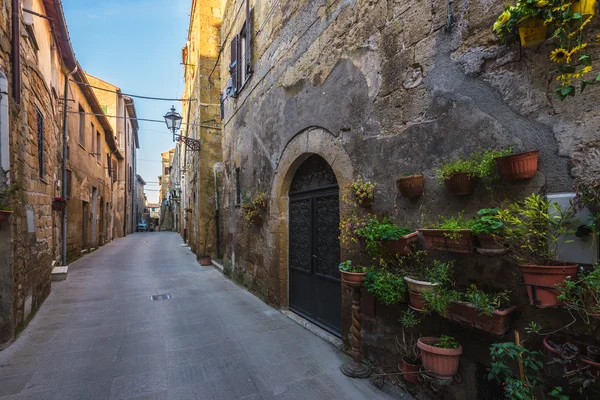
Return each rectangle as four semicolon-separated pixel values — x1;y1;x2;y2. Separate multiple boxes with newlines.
0;0;135;348
188;0;600;398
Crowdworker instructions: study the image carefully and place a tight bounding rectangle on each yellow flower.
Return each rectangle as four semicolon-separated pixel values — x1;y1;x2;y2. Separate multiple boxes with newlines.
597;34;600;45
536;0;548;7
493;21;501;31
544;17;553;25
568;43;587;58
550;48;570;63
497;11;511;26
581;66;593;75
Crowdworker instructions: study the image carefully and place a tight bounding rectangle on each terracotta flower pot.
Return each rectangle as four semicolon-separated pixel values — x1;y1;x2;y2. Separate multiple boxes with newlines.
448;302;517;335
200;256;212;266
417;337;462;380
383;231;419;255
51;200;66;212
0;210;12;224
519;262;578;307
419;229;473;253
404;277;439;294
396;175;424;198
408;291;428;312
444;173;475;195
518;18;547;48
402;358;421;384
542;336;600;378
495;150;539;181
474;235;509;256
340;270;366;287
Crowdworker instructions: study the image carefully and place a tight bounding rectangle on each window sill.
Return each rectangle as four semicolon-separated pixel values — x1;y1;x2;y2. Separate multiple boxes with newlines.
40;177;48;185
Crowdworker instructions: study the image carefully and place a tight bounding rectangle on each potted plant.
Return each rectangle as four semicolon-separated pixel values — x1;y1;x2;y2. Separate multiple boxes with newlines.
364;267;407;305
339;260;367;286
52;196;67;212
417;335;462;380
398;310;422;384
472;208;508;256
496;194;579;307
242;191;267;226
0;184;18;224
396;174;424;198
347;176;376;208
448;285;516;335
404;259;454;312
495;149;540;181
557;264;600;323
420;213;474;253
355;217;417;257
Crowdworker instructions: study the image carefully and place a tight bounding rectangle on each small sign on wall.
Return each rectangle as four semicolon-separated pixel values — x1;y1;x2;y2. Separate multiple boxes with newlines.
26;208;35;233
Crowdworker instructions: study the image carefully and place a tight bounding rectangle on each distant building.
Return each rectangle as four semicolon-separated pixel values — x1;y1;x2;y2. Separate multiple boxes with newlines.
159;149;175;231
135;175;146;225
147;203;160;229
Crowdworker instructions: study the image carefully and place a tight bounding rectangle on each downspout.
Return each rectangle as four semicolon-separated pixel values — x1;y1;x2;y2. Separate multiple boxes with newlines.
11;0;21;104
62;66;78;266
122;96;128;236
213;163;221;258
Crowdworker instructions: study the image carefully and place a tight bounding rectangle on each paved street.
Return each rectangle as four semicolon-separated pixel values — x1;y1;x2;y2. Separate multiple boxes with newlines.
0;233;394;400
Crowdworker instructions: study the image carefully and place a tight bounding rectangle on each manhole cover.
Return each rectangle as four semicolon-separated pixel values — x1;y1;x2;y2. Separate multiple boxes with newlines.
150;294;172;301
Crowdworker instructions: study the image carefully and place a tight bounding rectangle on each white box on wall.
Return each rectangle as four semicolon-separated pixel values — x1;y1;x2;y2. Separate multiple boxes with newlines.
548;193;598;265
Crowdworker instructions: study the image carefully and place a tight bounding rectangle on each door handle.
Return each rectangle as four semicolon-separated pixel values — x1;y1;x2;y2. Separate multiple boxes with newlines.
312;255;317;258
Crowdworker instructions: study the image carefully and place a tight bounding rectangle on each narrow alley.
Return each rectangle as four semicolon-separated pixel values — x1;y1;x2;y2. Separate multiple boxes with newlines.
0;233;394;400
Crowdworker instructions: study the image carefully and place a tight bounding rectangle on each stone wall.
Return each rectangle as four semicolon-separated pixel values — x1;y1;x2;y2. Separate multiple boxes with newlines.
216;1;600;398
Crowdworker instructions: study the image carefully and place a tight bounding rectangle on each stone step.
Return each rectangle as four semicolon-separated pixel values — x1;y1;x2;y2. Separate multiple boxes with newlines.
51;266;68;281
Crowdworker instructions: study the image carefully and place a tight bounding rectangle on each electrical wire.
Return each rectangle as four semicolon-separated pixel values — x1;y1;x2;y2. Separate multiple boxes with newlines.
69;79;194;102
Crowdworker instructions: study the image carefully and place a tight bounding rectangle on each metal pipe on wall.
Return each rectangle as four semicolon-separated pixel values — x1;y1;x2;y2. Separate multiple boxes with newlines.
11;0;21;104
213;163;221;259
62;66;78;266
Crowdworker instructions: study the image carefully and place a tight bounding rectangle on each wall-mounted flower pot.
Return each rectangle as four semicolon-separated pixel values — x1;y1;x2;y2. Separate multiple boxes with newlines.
519;262;578;307
396;175;424;198
448;302;517;336
200;256;212;266
51;200;66;212
419;229;473;253
383;231;419;255
543;336;600;378
408;291;428;312
404;277;439;294
356;195;373;208
0;210;12;224
444;173;475;195
402;358;421;384
518;18;547;48
474;235;509;256
573;0;596;16
417;337;462;380
340;270;366;287
495;150;539;181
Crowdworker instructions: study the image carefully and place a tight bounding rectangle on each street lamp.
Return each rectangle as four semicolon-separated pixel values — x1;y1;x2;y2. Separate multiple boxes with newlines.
164;105;182;141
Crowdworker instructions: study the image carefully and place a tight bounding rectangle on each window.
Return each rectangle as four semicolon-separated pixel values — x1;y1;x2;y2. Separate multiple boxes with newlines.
129;165;133;193
36;108;45;178
78;105;85;146
90;122;95;154
164;166;170;175
66;170;72;199
96;132;101;162
113;159;118;182
107;154;112;177
235;167;241;205
229;1;252;97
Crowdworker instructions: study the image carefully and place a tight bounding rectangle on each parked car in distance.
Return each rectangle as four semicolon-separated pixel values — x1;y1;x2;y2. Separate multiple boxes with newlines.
136;221;148;232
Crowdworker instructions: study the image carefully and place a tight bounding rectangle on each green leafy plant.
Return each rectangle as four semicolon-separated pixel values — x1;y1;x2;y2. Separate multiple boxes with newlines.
436;148;512;185
241;191;268;226
339;212;372;248
496;193;578;264
0;184;18;211
398;310;421;363
433;212;475;240
463;284;511;316
435;335;459;349
339;260;366;273
557;264;600;323
548;386;569;400
471;208;504;236
363;268;407;305
488;342;544;400
355;217;413;257
525;321;543;335
400;310;420;328
424;259;455;286
422;288;461;317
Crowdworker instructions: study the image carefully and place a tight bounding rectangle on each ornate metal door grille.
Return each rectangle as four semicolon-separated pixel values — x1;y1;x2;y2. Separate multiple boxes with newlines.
289;155;341;336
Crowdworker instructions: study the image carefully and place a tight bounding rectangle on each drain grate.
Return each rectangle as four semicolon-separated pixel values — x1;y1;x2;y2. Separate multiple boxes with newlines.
150;294;172;301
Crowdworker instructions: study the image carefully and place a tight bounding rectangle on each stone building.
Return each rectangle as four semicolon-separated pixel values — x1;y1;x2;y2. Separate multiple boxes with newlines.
0;0;133;348
159;148;175;231
135;174;147;226
180;0;600;398
86;74;140;236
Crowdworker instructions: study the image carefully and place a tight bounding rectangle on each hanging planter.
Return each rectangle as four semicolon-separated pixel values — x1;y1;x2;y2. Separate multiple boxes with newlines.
518;18;547;48
402;358;421;384
519;262;579;307
572;0;597;16
347;176;375;208
447;302;517;336
383;231;419;255
474;235;509;256
51;197;67;212
444;173;475;195
405;276;438;312
396;174;424;198
419;229;473;253
417;337;463;380
199;255;212;266
495;150;540;181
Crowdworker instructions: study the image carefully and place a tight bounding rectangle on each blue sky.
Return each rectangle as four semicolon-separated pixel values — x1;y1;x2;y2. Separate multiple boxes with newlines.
62;0;192;203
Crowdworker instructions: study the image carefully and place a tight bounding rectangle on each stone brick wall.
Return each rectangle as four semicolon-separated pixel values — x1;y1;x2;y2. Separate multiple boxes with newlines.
214;1;600;398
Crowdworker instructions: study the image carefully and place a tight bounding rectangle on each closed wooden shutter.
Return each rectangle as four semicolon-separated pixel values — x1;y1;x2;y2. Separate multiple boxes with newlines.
230;35;240;96
107;155;112;177
246;0;252;76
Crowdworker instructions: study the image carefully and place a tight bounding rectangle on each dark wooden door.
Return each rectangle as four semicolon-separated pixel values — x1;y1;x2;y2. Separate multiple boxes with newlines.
289;155;341;336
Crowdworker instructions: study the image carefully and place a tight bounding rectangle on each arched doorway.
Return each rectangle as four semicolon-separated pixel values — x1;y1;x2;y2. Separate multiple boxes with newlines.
288;154;341;336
